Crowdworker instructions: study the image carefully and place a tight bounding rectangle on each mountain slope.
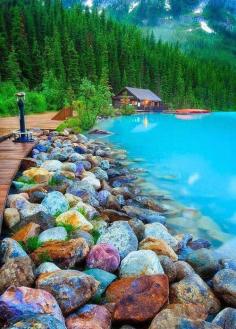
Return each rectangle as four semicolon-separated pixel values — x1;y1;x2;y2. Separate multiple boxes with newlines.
65;0;236;65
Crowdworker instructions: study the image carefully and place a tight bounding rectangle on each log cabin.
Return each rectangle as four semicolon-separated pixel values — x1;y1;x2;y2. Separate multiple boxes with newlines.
112;87;164;112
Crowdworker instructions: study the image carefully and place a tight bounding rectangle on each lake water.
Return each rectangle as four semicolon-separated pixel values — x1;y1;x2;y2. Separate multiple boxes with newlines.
96;112;236;255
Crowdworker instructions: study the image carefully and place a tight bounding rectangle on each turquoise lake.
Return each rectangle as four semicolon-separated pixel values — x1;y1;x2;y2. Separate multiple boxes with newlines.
97;112;236;255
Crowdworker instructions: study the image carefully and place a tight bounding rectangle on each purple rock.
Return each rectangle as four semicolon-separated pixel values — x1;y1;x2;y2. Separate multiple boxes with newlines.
97;190;111;207
188;239;211;250
86;243;120;273
75;162;85;176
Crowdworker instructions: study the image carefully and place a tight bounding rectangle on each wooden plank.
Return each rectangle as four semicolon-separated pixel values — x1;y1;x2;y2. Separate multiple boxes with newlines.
0;139;36;233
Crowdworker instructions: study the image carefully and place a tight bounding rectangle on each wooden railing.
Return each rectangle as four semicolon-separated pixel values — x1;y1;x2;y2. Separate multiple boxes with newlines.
52;107;74;121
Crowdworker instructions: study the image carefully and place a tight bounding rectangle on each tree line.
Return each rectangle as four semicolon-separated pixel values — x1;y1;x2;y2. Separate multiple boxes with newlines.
0;0;236;114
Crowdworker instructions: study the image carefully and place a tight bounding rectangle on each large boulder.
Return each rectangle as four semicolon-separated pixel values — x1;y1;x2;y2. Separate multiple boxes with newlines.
186;249;219;279
5;314;66;329
38;227;68;243
120;250;164;277
170;262;221;314
0;257;35;294
0;238;28;263
213;269;236;307
5;315;66;329
11;222;40;243
86;243;120;273
23;167;51;184
36;270;99;314
212;307;236;329
41;191;69;217
123;206;166;224
3;208;20;228
97;221;138;259
144;223;178;250
56;210;93;231
139;237;178;261
105;275;169;322
31;238;89;268
0;286;64;323
66;304;111;329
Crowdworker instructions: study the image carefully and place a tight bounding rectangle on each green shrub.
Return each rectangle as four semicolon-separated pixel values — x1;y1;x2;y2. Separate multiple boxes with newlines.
120;104;135;116
76;207;88;218
24;236;42;252
26;92;47;113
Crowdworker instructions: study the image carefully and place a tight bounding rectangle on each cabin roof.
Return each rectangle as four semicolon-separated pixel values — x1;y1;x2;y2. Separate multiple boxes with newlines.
125;87;162;102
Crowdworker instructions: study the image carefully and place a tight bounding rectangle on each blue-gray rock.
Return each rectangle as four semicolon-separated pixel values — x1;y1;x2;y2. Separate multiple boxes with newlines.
38;227;68;243
66;181;96;199
92;167;108;180
128;218;145;241
120;250;164;277
5;314;67;329
61;162;76;173
144;223;178;250
41;191;69;217
29;191;47;204
212;308;236;329
69;153;84;162
97;221;138;259
70;230;94;247
13;211;55;231
111;175;136;188
123;206;166;224
41;160;63;171
159;255;177;283
100;160;110;170
186;249;219;279
188;239;211;250
220;258;236;271
213;269;236;306
97;190;111;207
0;238;28;263
82;160;92;170
35;262;61;276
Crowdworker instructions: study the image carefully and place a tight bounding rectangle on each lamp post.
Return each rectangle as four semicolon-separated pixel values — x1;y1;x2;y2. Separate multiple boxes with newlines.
13;92;33;143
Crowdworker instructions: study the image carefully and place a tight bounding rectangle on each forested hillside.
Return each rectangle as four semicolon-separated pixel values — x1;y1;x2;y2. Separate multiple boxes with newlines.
0;0;236;114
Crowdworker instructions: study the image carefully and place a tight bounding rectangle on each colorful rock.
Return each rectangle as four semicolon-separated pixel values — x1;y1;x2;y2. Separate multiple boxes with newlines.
106;275;169;322
0;257;35;294
12;222;41;243
38;227;68;243
86;243;120;273
66;304;111;329
31;238;89;268
144;223;178;250
120;250;164;277
5;314;67;329
23;167;51;184
41;191;69;217
36;270;99;314
3;208;20;229
0;238;28;263
213;269;236;307
139;237;178;261
55;210;93;231
0;286;64;323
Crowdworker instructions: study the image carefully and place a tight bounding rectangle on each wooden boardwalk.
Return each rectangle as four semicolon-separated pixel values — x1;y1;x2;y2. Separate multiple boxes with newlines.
0;139;36;232
0;112;61;137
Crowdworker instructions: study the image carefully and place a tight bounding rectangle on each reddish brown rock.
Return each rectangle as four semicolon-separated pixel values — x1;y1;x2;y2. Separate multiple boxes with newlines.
12;222;41;243
66;304;112;329
36;270;99;315
0;286;64;324
100;209;131;222
105;275;169;322
0;257;35;294
21;158;38;171
31;238;89;268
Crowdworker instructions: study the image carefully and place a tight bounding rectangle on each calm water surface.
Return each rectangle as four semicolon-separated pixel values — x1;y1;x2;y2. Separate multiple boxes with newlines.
97;112;236;254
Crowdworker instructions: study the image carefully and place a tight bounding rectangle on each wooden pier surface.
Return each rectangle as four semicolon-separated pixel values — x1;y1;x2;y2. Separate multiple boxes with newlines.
0;139;36;232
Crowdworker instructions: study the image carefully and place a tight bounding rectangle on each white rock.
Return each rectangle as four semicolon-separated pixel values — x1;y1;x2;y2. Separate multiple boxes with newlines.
144;223;178;249
38;227;68;243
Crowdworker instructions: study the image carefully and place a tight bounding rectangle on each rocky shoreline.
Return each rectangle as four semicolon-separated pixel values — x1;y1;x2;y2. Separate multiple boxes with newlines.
0;129;236;329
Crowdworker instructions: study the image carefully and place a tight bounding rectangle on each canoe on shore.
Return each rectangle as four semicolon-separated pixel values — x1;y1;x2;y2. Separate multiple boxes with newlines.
164;109;211;115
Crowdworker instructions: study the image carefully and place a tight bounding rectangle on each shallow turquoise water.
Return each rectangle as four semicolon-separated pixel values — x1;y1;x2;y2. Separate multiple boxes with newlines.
97;112;236;252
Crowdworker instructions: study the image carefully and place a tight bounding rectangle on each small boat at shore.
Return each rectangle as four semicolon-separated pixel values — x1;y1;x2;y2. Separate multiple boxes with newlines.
164;109;211;115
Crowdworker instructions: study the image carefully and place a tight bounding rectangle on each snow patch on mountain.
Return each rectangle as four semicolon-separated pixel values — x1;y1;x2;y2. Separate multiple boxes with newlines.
129;1;139;13
164;0;171;11
85;0;93;7
200;20;215;33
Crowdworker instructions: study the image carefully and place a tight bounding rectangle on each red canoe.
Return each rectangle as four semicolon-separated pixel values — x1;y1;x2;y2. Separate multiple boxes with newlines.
175;109;210;115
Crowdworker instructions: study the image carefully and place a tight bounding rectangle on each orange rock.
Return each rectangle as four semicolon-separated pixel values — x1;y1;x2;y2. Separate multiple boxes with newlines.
31;238;89;268
105;275;169;322
12;222;41;243
139;237;178;261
